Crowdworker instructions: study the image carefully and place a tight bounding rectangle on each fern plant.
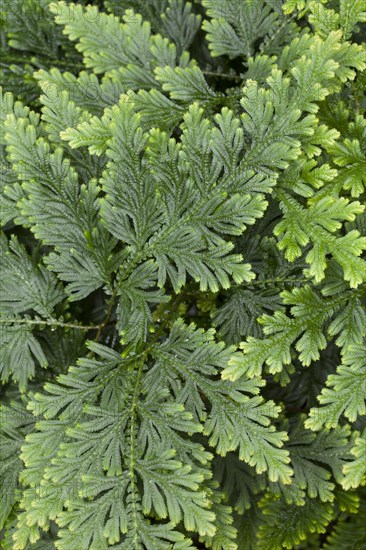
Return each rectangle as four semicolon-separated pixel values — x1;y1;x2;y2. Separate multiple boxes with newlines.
0;1;365;548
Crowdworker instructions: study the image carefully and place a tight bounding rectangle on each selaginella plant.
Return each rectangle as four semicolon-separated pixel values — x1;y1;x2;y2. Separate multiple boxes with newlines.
0;0;365;548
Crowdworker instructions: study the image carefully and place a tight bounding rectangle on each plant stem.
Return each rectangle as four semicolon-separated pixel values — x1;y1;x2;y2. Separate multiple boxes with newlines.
236;277;307;287
129;360;144;549
0;318;101;331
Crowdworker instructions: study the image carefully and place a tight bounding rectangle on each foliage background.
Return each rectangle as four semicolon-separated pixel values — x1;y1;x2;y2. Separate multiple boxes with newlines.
0;0;365;549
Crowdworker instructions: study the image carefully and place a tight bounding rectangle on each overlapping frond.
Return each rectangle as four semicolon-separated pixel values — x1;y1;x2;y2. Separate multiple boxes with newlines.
1;1;365;548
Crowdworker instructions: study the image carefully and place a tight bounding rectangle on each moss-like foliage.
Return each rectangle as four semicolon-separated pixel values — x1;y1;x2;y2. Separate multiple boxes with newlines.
1;1;365;548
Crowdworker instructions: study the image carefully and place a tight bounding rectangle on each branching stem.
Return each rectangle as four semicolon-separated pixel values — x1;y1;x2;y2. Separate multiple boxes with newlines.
0;317;101;331
129;359;144;548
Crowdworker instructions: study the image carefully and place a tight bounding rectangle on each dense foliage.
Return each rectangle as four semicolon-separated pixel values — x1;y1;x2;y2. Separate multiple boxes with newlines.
1;1;365;548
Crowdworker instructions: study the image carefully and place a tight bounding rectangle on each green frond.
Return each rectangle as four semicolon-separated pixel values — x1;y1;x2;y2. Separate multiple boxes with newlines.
50;2;137;74
104;0;169;30
283;0;308;14
223;286;350;380
0;233;64;318
199;484;237;550
324;498;366;549
155;65;218;102
306;341;366;430
257;495;334;550
202;0;280;60
1;2;365;548
341;430;366;490
4;111;118;300
213;454;266;514
34;68;125;115
328;137;366;198
274;194;366;286
0;402;34;530
282;418;353;504
161;0;201;55
50;1;193;91
212;288;282;344
17;320;293;547
339;0;366;40
0;322;48;390
308;2;340;39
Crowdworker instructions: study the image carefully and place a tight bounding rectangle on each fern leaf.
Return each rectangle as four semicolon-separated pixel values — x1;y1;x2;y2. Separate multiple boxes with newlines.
328;137;366;198
212;288;282;344
19;330;232;546
34;68;125;115
155;65;218;102
306;341;366;430
0;402;34;530
76;101;259;300
274;194;366;286
0;233;64;318
341;429;366;490
4;113;118;300
147;320;293;483
161;0;201;55
50;1;192;90
284;418;353;503
0;90;37;226
223;286;345;380
213;454;266;514
0;321;48;390
50;2;133;74
339;0;366;40
129;89;185;130
324;499;366;549
199;484;237;550
116;260;170;346
257;495;334;550
202;0;279;59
